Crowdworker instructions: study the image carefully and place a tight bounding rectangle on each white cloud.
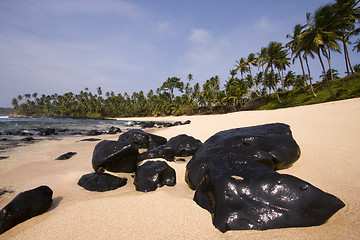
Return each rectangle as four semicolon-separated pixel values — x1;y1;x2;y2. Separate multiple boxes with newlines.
254;16;278;33
157;21;171;32
188;28;212;44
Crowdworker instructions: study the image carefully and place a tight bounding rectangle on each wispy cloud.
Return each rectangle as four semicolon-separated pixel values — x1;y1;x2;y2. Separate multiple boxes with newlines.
188;28;212;45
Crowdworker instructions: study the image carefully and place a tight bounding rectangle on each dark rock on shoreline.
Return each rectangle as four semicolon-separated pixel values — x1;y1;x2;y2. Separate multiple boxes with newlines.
194;168;345;232
86;130;103;136
185;123;301;190
55;152;77;160
78;138;102;142
185;123;345;232
77;172;127;192
137;145;175;163
0;156;9;160
134;161;176;192
118;129;167;150
165;134;202;157
38;128;56;136
21;137;35;142
108;126;121;134
0;186;53;234
92;140;139;173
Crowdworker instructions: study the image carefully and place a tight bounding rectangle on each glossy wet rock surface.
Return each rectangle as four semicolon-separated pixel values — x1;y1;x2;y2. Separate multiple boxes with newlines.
0;186;53;234
78;173;128;192
185;123;345;232
134;161;176;192
92;140;138;173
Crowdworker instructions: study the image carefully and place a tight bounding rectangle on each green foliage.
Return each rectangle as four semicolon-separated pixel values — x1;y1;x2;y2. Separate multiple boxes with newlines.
259;73;360;110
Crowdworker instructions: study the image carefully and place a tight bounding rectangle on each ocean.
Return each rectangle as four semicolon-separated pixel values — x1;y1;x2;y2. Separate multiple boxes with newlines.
0;117;156;157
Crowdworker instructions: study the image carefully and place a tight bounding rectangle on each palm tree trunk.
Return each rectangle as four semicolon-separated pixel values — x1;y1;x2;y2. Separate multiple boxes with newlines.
275;69;282;105
298;56;308;86
343;41;350;75
317;50;337;99
304;55;317;97
344;41;355;74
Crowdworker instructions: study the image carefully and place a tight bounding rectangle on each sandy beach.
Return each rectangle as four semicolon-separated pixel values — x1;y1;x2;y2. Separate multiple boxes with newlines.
0;98;359;239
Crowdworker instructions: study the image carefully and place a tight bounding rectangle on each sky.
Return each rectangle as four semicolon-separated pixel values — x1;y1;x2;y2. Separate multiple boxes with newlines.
0;0;359;107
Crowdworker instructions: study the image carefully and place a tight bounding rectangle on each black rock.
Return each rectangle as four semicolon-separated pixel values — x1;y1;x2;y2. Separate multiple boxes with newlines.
194;168;345;232
0;156;9;160
0;186;53;234
55;152;77;160
79;138;101;142
1;138;7;141
118;129;167;150
182;120;191;125
165;134;203;157
20;137;35;142
140;121;155;129
92;140;139;173
77;172;127;192
137;145;175;163
134;161;176;192
87;130;103;136
108;126;121;134
185;123;345;232
38;128;56;136
185;123;301;190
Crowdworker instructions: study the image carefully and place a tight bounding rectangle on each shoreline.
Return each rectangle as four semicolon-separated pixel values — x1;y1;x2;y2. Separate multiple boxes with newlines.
0;98;359;239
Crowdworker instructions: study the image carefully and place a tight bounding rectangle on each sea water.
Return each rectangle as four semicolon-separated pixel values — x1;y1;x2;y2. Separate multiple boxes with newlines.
0;117;131;156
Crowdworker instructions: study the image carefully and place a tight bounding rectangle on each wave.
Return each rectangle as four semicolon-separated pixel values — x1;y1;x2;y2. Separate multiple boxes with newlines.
0;116;9;119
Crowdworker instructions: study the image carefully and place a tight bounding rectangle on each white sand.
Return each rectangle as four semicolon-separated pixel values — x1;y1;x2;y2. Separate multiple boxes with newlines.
1;98;359;239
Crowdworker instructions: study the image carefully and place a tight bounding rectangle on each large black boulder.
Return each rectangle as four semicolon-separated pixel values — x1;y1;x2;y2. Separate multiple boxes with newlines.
185;123;301;190
165;134;203;157
118;129;167;150
0;186;53;234
185;123;345;232
137;145;175;163
92;140;139;173
134;161;176;192
77;173;127;192
194;168;345;232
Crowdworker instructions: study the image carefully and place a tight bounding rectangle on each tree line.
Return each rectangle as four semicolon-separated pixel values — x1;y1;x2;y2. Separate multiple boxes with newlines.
11;0;360;118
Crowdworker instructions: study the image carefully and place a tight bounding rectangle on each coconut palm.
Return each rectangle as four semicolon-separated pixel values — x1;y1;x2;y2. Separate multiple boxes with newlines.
302;4;341;99
235;57;249;79
264;41;288;104
332;0;360;74
286;24;311;91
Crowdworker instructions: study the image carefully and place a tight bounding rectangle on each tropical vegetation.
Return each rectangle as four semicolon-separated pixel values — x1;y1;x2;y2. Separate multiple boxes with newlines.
10;0;360;118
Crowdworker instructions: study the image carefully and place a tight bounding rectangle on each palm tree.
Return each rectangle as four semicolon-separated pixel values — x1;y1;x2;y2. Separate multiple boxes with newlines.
286;24;310;90
320;69;341;81
160;77;184;101
264;41;288;104
235;57;249;79
302;5;341;99
332;0;360;75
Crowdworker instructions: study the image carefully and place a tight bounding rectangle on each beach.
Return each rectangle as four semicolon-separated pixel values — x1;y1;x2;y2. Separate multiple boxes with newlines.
0;98;359;239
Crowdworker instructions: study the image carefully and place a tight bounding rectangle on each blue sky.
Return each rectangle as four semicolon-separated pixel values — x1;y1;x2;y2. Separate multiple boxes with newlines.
0;0;359;107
